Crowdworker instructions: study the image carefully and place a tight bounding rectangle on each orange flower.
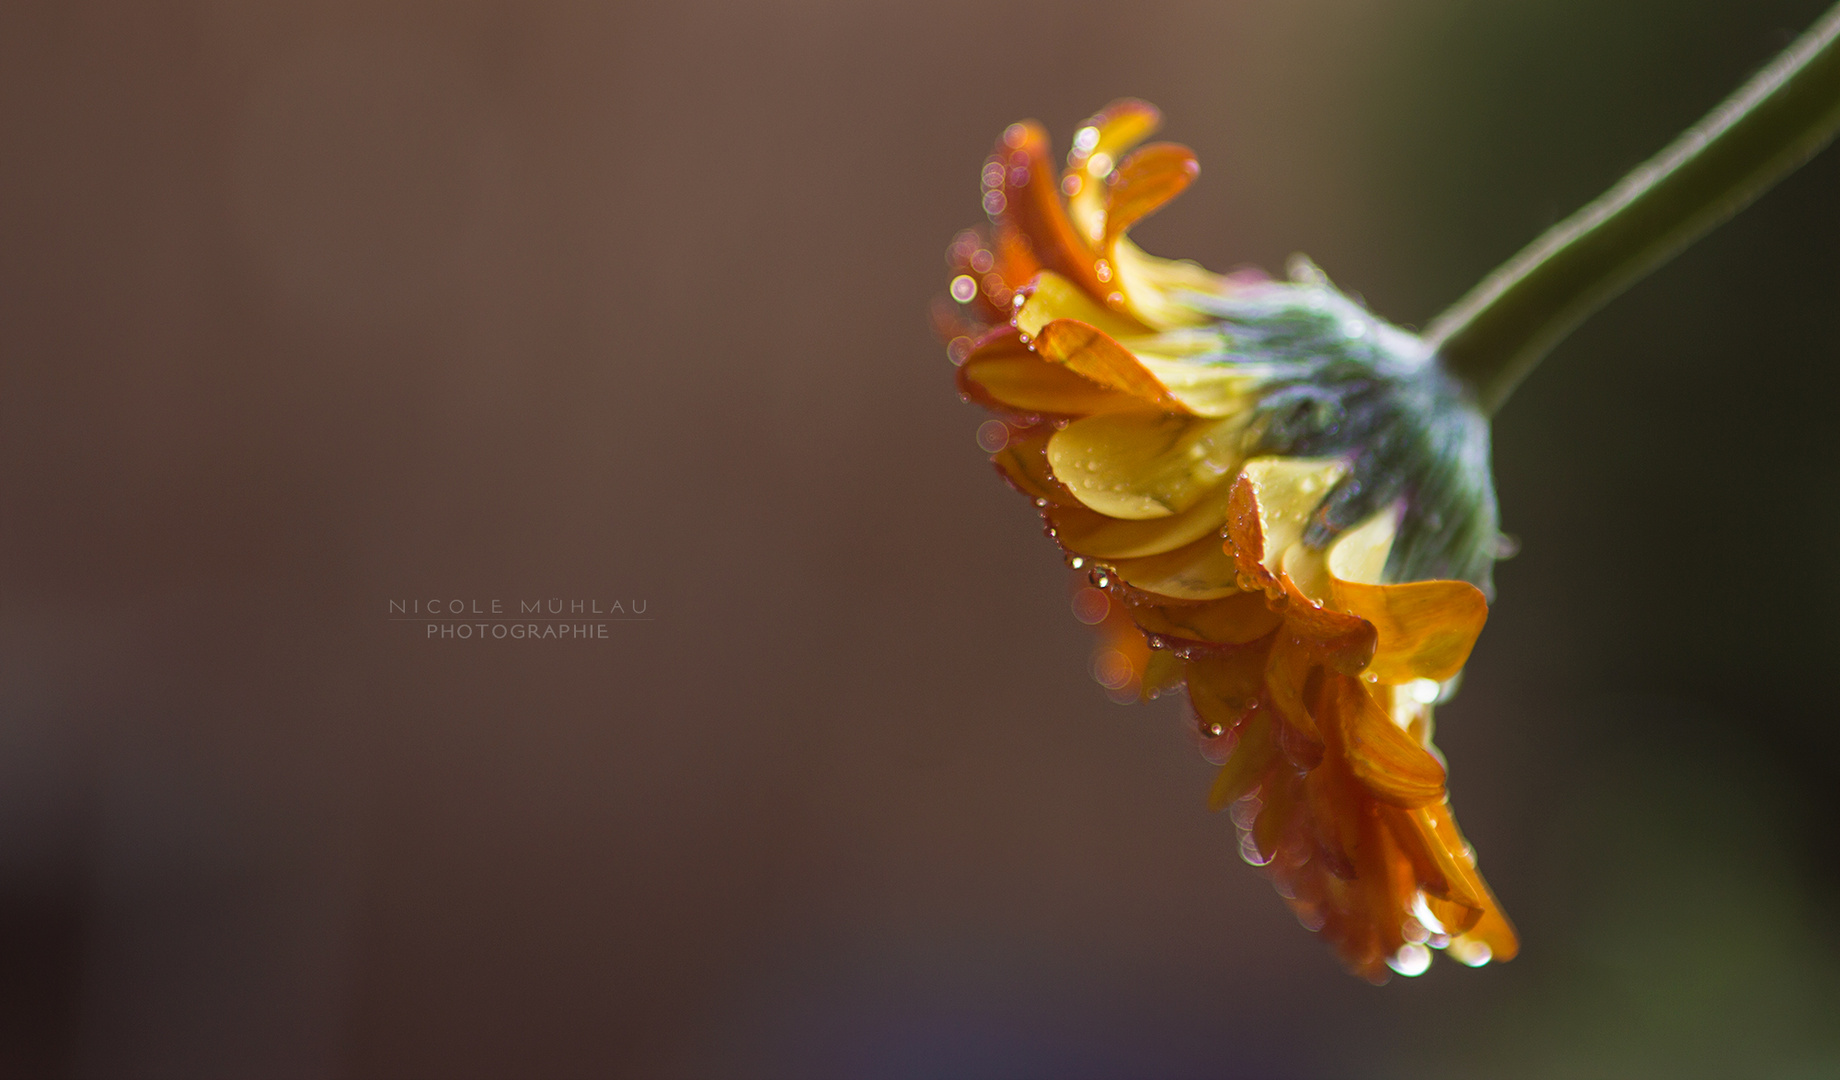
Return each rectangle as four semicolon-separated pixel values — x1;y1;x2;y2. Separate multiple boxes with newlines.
943;100;1517;981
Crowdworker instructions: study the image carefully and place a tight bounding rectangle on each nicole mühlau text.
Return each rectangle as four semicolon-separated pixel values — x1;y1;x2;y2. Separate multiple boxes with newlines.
387;597;652;641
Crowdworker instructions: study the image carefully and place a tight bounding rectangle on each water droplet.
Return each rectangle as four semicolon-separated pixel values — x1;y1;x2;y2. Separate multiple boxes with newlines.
1071;126;1100;154
975;420;1009;453
1449;940;1492;968
981;162;1005;190
1034;497;1049;508
1387;944;1432;977
1060;174;1082;197
946;337;972;365
1086;151;1113;178
982;190;1007;215
1094;259;1112;283
949;275;977;303
970;249;995;274
1066;555;1085;569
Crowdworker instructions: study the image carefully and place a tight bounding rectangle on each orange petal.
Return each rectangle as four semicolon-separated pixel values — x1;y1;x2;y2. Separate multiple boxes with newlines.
1127;592;1283;647
988;122;1107;301
988;427;1073;506
1032;320;1189;413
1102;143;1201;250
1066;99;1163;242
1264;634;1323;749
1385;802;1488;918
1333;675;1446;808
1207;709;1276;810
1302;754;1363;881
958;335;1140;418
1331;577;1488;684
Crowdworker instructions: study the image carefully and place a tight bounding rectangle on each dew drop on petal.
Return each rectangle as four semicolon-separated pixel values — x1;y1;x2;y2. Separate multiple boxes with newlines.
983;190;1007;215
1449;939;1493;967
1072;125;1100;154
1407;677;1441;705
1086;151;1113;178
1387;944;1433;977
976;420;1010;452
950;275;978;303
1066;555;1085;570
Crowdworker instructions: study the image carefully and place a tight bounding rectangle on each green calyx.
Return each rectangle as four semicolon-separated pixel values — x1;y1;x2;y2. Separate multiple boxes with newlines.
1181;262;1500;597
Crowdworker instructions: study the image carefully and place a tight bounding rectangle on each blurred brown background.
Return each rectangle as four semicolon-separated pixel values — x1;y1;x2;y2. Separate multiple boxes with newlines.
3;1;1839;1076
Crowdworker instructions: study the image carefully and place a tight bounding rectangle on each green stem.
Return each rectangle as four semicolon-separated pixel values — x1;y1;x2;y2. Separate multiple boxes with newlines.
1425;2;1840;415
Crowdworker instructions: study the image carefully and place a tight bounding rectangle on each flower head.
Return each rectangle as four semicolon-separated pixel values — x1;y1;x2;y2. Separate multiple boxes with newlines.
941;100;1517;981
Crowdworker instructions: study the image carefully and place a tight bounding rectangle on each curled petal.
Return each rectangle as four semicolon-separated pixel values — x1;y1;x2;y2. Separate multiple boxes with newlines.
1066;98;1163;240
1106;532;1242;599
1048;483;1232;559
1102;143;1201;250
958;328;1138;418
989;123;1108;300
1047;411;1242;519
988;426;1073;505
1127;592;1283;647
1033;321;1190;413
1334;674;1446;807
1207;708;1276;811
1227;458;1350;589
1331;577;1488;684
1264;634;1323;750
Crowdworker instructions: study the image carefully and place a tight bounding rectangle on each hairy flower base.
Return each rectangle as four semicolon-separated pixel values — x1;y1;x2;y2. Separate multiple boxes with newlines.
943;99;1517;980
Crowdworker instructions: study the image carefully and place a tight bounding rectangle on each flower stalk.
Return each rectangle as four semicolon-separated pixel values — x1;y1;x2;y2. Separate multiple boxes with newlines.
1428;1;1840;415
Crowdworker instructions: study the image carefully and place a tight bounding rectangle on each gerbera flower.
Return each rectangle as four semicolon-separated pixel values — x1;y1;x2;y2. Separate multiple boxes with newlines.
943;5;1840;983
941;100;1515;981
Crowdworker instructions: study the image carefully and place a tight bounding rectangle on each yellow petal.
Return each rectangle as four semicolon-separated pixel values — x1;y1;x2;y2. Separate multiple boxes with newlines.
1231;457;1348;577
1112;237;1229;330
1108;532;1242;599
1325;508;1398;586
1047;411;1246;520
1067;99;1162;241
1013;271;1149;342
1132;350;1262;418
1048;481;1232;558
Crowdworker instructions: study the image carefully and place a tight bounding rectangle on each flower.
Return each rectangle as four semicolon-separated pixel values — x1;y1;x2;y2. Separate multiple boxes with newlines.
941;100;1518;981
